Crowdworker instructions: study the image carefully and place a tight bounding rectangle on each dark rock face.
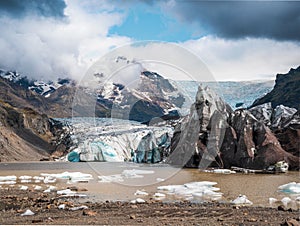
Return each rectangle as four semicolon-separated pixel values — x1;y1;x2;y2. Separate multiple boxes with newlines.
169;85;300;170
0;103;70;161
251;66;300;110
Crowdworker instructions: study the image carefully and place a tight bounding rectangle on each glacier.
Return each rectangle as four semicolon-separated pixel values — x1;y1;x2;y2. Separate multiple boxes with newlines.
62;117;173;163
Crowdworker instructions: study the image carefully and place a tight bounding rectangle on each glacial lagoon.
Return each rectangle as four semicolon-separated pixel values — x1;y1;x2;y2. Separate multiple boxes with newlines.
0;161;299;207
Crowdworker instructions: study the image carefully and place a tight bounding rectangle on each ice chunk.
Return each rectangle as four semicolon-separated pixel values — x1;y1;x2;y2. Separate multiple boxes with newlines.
134;190;148;196
157;181;222;201
41;172;93;183
33;176;44;180
232;195;253;205
153;193;166;197
20;185;28;191
21;209;35;216
0;175;17;181
57;189;76;195
34;185;42;191
20;179;31;183
212;169;236;174
19;176;32;180
278;182;300;194
69;205;88;211
269;197;278;206
58;204;66;210
281;197;292;207
122;169;154;179
156;178;165;182
44;185;57;193
0;181;16;185
43;176;56;184
131;198;145;204
98;174;124;183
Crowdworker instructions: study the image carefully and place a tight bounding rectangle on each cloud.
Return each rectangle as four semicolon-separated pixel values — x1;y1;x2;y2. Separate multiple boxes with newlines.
163;1;300;41
0;0;66;18
182;37;300;81
0;0;130;81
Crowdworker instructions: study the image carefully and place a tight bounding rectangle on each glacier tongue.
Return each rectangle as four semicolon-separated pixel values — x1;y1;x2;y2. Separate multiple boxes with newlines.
65;118;173;163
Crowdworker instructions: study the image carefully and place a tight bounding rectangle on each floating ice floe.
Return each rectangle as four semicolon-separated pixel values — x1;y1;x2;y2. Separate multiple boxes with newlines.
131;198;145;204
134;190;148;196
43;176;57;184
231;195;253;205
34;185;42;191
20;179;32;183
121;169;154;179
41;172;93;183
278;182;300;194
44;185;57;193
21;209;35;216
98;169;154;183
19;176;32;180
157;181;222;201
153;193;166;198
0;175;17;181
98;174;124;183
211;169;236;174
20;185;28;191
57;189;76;195
0;181;16;185
156;178;165;182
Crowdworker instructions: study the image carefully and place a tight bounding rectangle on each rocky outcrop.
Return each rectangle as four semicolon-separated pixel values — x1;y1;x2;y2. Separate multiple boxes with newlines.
0;102;70;162
169;85;300;170
251;66;300;110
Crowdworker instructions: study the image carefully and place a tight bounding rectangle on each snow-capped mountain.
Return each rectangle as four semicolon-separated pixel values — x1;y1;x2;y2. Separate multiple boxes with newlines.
0;68;71;98
95;70;184;123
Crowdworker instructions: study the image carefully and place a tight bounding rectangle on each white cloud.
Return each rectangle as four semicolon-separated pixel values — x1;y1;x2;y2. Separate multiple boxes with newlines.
0;0;130;81
182;36;300;81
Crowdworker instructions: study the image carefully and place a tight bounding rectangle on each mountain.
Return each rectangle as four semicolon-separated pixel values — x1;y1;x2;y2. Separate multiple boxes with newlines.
251;66;300;109
95;71;184;122
0;101;69;161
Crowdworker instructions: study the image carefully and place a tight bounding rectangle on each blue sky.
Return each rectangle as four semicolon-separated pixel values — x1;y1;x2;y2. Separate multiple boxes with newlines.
109;3;199;42
0;0;300;81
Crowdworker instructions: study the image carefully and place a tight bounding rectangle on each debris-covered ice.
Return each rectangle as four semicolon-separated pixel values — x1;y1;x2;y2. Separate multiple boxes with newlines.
278;182;300;194
157;181;222;201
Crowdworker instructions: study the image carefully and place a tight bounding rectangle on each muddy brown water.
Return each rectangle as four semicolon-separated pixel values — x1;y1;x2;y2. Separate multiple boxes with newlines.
0;162;299;206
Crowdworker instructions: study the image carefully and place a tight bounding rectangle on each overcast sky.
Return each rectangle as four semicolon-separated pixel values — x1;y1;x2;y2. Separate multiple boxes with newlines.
0;0;299;81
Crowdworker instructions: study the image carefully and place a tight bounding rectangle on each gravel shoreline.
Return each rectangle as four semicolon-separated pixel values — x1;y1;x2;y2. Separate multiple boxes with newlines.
0;189;299;225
